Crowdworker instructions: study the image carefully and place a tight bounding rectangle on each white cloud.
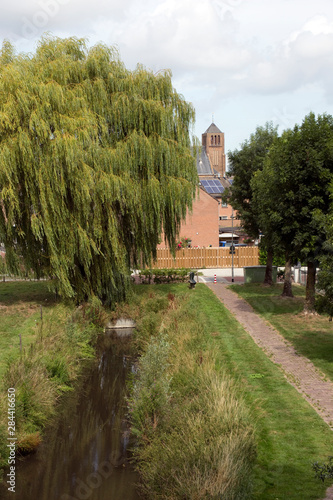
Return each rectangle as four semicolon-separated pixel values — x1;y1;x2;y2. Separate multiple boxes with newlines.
242;15;333;97
1;0;333;149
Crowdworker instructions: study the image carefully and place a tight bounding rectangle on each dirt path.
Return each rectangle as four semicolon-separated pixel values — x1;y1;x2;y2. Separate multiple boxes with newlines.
205;282;333;499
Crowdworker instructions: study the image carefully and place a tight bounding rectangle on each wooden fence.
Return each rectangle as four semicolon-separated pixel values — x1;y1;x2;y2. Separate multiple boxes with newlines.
150;246;259;269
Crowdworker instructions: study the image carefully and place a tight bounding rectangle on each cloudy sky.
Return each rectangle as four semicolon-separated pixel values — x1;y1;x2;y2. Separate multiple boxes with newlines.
1;0;333;164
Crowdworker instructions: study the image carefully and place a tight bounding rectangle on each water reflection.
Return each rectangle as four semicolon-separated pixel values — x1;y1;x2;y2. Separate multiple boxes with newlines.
0;330;140;500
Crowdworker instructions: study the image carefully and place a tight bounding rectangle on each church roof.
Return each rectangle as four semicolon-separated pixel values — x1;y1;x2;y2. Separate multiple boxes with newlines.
196;147;213;175
204;122;223;134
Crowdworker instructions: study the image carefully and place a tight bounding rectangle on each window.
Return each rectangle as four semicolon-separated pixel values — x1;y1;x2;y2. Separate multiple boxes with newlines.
221;202;228;208
219;216;228;220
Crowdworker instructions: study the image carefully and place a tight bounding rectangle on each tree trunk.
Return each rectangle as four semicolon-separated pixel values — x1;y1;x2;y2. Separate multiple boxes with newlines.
305;261;316;312
263;247;274;285
281;257;293;297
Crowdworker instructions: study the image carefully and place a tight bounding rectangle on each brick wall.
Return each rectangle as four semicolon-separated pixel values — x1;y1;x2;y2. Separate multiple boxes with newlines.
158;188;219;248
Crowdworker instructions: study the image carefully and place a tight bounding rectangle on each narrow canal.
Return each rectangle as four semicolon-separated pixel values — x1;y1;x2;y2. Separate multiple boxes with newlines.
0;329;141;500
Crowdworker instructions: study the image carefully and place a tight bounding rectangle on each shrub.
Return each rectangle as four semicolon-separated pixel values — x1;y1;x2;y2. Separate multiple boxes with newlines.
316;254;333;319
138;268;191;284
313;456;333;482
259;245;285;266
315;294;333;319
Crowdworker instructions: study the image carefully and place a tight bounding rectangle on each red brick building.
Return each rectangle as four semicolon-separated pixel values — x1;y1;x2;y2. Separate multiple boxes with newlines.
201;123;226;177
176;187;219;247
192;123;243;247
157;186;219;248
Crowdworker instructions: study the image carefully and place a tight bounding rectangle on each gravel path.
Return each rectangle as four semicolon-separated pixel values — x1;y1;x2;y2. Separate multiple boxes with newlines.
206;282;333;499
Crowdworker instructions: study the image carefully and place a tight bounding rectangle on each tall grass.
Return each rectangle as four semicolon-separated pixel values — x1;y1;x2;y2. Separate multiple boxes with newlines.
128;288;256;499
134;367;255;500
0;297;101;475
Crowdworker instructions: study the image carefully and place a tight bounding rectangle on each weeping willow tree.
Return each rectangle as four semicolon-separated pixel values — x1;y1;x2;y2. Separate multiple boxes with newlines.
0;36;198;304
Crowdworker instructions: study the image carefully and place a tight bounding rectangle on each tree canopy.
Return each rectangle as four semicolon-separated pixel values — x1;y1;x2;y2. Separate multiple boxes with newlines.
225;123;278;284
252;113;333;302
0;36;198;304
226;122;278;239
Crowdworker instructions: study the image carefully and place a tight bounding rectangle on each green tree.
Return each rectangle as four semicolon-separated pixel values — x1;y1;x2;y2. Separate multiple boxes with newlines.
226;122;278;284
252;113;333;305
315;207;333;318
0;36;198;304
252;131;296;297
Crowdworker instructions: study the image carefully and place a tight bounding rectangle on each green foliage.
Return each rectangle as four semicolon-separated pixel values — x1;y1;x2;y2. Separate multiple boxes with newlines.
313;456;333;482
315;212;333;317
64;319;97;360
138;267;191;284
0;289;99;470
45;356;71;387
135;312;161;346
252;112;333;300
4;360;57;430
0;36;198;305
316;251;333;318
314;294;333;318
253;113;333;264
226;122;278;238
136;369;256;500
129;286;256;499
80;297;109;327
0;257;6;275
129;331;172;440
258;242;285;266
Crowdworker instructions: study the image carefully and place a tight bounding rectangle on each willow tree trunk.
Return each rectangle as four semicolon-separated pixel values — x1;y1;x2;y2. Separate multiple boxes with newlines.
305;261;316;312
281;257;293;297
263;247;274;285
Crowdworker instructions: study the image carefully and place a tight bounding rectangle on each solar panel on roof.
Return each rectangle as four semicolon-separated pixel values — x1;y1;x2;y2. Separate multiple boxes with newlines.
201;179;224;194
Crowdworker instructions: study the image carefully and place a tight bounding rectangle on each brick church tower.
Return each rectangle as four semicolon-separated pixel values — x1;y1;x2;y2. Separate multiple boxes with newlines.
201;123;226;177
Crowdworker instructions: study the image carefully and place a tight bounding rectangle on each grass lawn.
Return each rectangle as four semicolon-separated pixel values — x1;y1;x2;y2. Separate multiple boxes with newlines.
0;281;60;378
229;283;333;382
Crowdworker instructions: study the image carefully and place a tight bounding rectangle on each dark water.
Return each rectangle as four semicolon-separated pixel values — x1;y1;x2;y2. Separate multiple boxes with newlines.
0;330;141;500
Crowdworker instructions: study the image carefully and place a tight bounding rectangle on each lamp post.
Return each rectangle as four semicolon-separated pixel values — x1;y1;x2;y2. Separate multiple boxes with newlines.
231;207;234;283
